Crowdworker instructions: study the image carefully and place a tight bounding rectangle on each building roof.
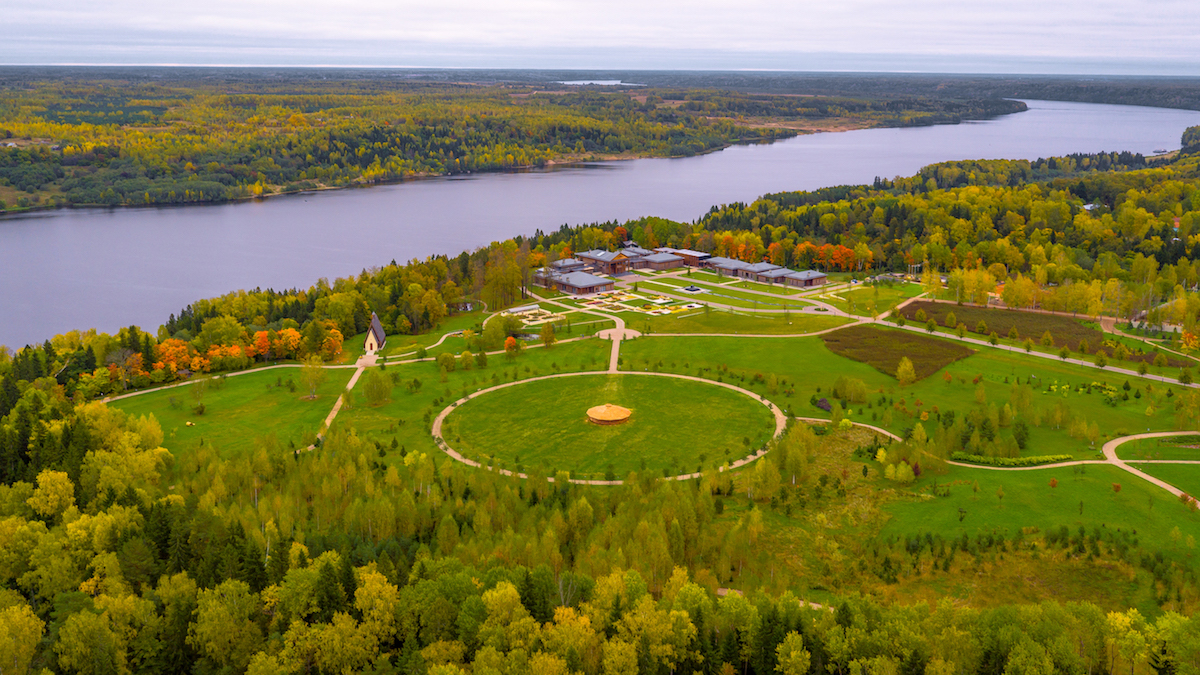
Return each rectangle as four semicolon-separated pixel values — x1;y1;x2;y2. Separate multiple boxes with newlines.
707;257;751;270
787;270;827;280
622;245;653;257
551;258;586;269
508;304;542;314
745;262;782;273
643;252;683;263
759;268;796;279
577;249;627;263
368;312;386;344
670;248;711;259
558;271;614;289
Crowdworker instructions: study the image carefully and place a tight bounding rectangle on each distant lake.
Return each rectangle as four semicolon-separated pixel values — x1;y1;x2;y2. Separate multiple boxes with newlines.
2;99;1199;348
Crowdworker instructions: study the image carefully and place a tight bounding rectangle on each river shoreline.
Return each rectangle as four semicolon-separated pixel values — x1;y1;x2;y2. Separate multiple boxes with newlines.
0;107;1030;219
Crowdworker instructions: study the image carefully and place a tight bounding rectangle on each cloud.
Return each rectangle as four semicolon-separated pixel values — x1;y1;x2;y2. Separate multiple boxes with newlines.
3;0;1197;72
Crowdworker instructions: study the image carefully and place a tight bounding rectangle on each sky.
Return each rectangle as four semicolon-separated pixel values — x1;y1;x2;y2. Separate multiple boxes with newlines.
3;0;1199;74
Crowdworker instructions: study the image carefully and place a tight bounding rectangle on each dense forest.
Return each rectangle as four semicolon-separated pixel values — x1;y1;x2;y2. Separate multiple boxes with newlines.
0;69;1025;211
4;126;1200;674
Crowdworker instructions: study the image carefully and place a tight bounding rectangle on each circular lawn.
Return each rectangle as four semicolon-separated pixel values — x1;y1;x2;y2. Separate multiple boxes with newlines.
440;373;776;478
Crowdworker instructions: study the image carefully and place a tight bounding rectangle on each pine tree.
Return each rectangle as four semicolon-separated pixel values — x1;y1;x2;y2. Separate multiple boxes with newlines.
314;560;346;623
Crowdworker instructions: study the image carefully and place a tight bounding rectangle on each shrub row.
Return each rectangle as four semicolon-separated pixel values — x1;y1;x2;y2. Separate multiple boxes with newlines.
950;452;1074;467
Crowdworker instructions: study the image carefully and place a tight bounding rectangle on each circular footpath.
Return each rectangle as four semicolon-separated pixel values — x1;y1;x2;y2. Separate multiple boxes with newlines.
431;371;789;485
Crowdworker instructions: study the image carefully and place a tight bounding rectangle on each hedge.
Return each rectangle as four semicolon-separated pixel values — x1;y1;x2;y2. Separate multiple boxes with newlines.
950;452;1074;467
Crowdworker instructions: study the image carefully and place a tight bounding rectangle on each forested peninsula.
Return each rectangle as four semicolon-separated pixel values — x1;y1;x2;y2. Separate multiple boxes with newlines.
0;68;1028;212
4;126;1200;673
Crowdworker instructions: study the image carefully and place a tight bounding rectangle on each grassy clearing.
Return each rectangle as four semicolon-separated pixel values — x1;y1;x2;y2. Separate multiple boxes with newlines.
110;367;356;461
728;279;803;295
1133;464;1200;497
335;339;613;462
442;373;775;478
821;324;974;380
820;283;923;317
380;310;489;357
881;463;1200;558
626;309;849;335
1117;436;1200;461
620;332;1188;459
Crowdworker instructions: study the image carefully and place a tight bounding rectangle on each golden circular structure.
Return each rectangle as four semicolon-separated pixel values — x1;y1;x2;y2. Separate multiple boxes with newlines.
586;403;632;425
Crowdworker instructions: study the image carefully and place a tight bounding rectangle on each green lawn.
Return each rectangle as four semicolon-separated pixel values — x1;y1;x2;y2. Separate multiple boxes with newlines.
820;283;923;317
110;367;356;461
1132;463;1200;497
620;331;1188;459
626;309;850;335
380;310;489;357
441;373;775;478
729;280;803;296
1117;436;1200;461
335;338;613;463
882;463;1200;556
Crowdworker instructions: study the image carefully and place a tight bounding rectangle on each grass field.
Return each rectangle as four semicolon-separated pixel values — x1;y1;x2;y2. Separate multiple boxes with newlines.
442;373;776;478
636;278;806;309
1132;463;1200;497
1117;436;1200;461
881;462;1200;579
380;310;489;357
620;331;1188;458
821;324;974;380
110;367;356;461
900;302;1103;351
820;283;923;317
628;309;850;335
336;338;614;462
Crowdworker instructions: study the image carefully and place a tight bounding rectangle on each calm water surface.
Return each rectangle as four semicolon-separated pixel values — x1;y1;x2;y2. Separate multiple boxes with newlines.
2;99;1200;348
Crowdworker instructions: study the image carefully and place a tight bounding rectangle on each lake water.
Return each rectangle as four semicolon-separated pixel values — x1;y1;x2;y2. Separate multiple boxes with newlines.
2;99;1200;348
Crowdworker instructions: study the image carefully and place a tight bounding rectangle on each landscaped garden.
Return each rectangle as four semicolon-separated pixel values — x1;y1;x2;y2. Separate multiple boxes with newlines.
440;373;777;479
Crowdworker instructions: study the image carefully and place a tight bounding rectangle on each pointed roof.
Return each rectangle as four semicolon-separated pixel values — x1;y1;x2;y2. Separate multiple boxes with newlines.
368;311;386;345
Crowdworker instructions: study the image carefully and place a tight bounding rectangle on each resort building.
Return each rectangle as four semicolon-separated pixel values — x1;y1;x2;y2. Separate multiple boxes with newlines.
551;258;588;273
704;257;827;287
534;269;616;295
576;249;632;275
364;312;386;353
655;247;711;267
641;252;685;271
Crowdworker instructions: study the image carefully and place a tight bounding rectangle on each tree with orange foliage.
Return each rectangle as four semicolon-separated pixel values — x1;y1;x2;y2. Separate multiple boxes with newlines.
793;241;818;269
155;338;192;374
190;355;211;373
767;242;788;266
274;328;302;360
614;226;628;242
252;330;271;360
322;328;345;359
504;336;518;360
1183;330;1199;353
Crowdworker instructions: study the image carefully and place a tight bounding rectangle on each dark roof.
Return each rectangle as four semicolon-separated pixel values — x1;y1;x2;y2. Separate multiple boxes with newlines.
746;262;782;273
577;249;626;263
788;270;827;280
643;252;683;263
707;257;751;270
368;312;386;344
558;271;614;289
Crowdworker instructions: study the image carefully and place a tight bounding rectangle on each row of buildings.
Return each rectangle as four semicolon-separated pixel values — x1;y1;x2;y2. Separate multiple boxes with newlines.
533;241;827;295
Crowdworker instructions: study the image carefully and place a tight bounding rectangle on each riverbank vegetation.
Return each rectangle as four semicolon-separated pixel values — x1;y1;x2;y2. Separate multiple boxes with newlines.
0;70;1026;212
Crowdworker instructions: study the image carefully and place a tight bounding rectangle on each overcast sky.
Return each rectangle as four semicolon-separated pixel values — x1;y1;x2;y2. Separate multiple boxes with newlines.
4;0;1198;74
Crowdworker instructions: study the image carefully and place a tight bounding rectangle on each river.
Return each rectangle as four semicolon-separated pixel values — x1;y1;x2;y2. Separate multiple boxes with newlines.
2;99;1200;349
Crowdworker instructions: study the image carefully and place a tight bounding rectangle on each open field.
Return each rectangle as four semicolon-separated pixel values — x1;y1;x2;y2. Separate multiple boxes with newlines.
379;310;489;357
629;309;850;334
636;278;807;309
336;339;613;461
1117;436;1200;461
820;283;923;317
821;324;974;380
442;373;776;478
1133;464;1200;498
110;367;356;462
620;331;1189;459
